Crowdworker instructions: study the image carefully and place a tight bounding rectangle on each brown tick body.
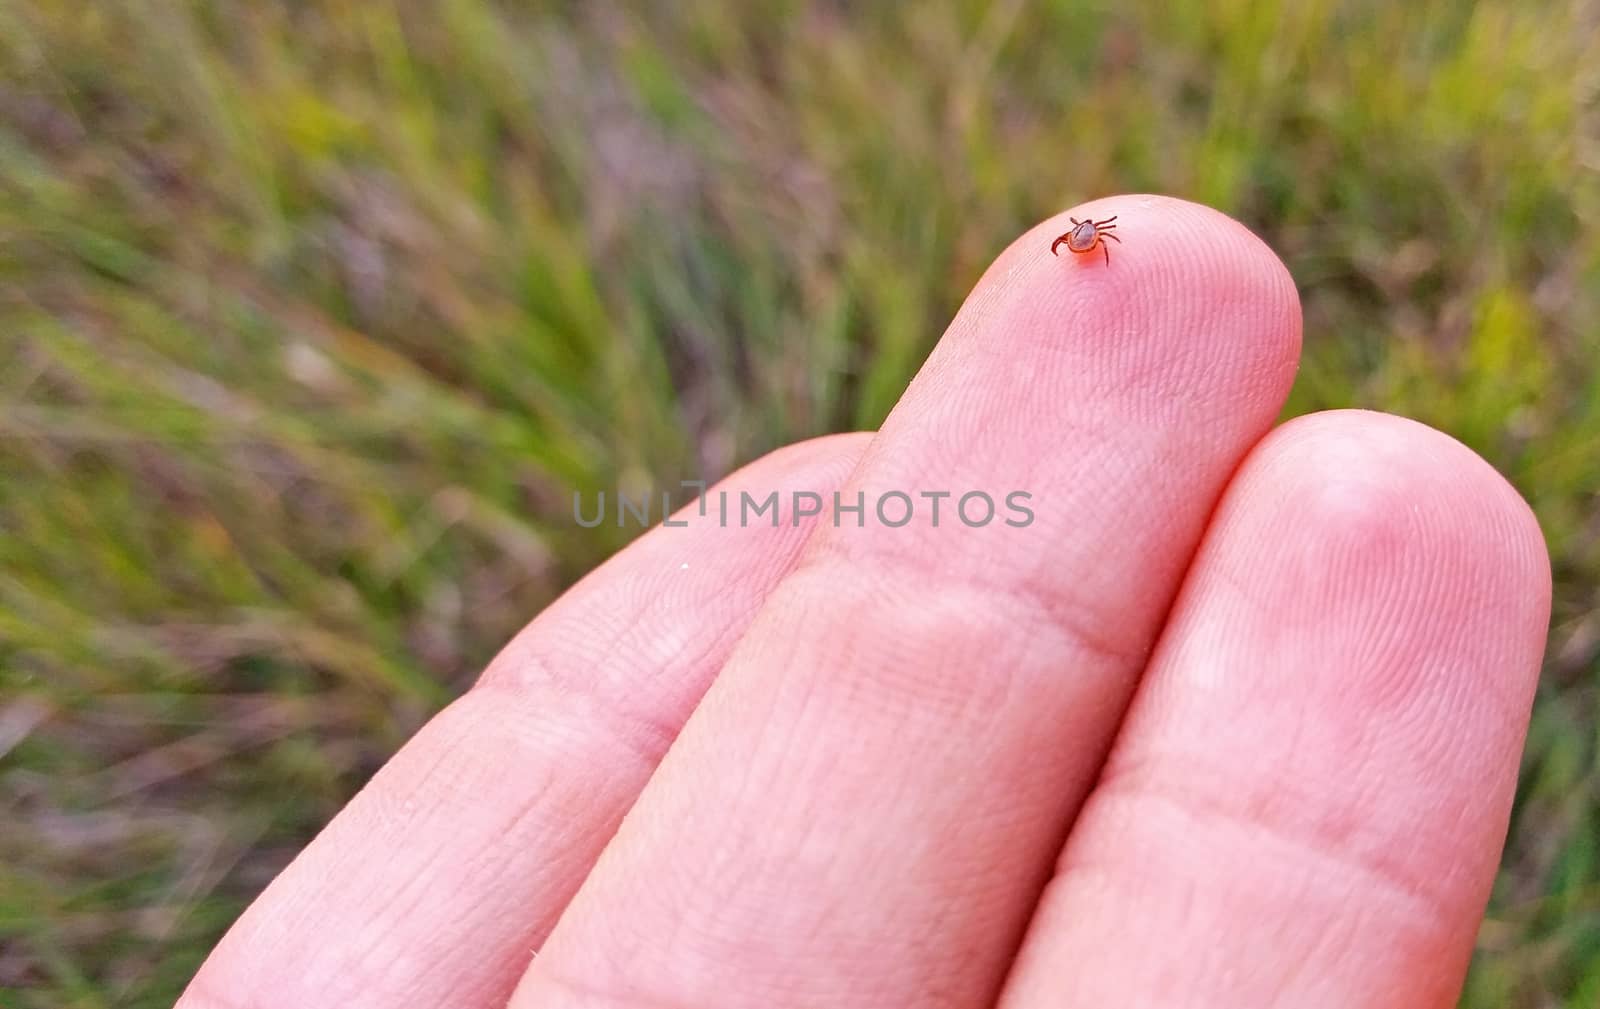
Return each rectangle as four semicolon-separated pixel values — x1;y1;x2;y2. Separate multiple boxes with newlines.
1050;215;1120;265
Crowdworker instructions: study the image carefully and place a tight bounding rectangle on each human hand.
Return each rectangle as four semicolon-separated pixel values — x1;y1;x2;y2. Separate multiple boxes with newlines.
177;197;1550;1008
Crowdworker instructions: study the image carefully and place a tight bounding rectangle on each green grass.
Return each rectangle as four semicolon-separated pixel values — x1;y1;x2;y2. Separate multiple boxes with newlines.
1;1;1596;1005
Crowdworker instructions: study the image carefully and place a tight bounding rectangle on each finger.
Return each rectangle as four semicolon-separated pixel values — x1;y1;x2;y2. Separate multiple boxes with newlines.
177;432;873;1009
513;196;1302;1007
1000;411;1550;1008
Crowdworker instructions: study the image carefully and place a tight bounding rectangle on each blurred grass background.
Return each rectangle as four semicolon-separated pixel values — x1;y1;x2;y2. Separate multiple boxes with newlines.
0;0;1597;1005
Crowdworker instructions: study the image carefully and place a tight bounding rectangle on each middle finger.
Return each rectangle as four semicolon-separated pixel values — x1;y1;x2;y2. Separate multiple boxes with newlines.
515;196;1302;1007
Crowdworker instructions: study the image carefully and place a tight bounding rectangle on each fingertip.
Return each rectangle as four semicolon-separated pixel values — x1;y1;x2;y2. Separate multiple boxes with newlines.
1056;194;1303;361
953;195;1303;425
1211;408;1550;710
1260;410;1549;623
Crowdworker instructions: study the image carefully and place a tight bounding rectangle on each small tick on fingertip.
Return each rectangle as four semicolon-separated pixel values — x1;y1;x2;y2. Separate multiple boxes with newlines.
1050;215;1120;265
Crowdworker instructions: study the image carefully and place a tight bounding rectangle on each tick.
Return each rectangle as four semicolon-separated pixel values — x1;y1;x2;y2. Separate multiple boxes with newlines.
1050;215;1120;265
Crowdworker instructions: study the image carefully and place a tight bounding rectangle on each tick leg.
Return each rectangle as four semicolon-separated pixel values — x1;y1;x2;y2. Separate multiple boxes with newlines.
1103;232;1122;243
1051;234;1069;256
1093;215;1118;226
1102;242;1110;266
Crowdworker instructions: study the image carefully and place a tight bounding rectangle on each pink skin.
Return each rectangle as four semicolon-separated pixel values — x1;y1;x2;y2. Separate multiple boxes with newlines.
179;196;1549;1009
